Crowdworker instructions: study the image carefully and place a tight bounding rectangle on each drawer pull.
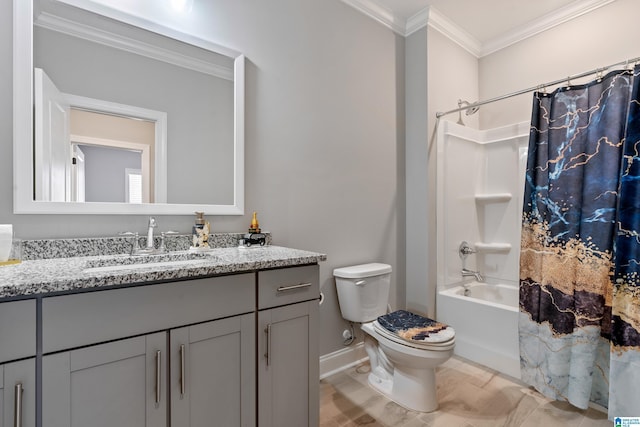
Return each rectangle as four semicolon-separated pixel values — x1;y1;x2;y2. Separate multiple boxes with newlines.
264;324;272;366
14;383;23;427
155;350;162;405
179;344;186;399
277;282;312;292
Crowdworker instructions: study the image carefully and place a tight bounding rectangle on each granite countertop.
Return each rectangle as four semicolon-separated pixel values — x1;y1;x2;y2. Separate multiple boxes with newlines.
0;245;327;300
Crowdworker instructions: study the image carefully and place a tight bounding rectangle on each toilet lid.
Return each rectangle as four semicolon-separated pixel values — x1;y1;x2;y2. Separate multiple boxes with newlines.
375;310;455;346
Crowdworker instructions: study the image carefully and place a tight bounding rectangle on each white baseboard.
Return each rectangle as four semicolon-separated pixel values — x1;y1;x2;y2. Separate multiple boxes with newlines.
319;342;368;380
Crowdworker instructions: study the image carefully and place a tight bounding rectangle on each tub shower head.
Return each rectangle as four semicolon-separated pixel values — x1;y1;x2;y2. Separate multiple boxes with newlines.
456;99;480;125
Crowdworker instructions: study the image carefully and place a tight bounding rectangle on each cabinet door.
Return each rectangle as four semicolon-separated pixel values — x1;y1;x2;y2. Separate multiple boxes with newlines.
0;300;36;364
170;313;255;427
42;332;166;427
258;300;319;427
0;359;35;427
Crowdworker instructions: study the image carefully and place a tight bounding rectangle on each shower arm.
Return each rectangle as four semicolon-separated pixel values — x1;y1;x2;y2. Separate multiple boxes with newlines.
458;99;479;115
435;55;640;119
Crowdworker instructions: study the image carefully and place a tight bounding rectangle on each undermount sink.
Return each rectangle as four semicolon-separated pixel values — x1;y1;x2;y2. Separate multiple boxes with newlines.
83;251;218;274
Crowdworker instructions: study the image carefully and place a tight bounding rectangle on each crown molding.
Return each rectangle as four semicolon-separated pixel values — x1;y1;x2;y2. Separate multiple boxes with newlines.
340;0;406;35
34;12;234;80
480;0;616;56
341;0;616;58
404;8;429;37
425;7;481;56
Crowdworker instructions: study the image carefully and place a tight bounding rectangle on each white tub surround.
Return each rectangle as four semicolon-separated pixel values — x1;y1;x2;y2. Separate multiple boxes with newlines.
436;120;528;379
437;281;520;378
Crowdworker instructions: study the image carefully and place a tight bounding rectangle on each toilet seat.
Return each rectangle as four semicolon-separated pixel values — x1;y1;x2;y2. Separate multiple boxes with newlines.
375;310;455;347
374;322;455;350
362;321;455;352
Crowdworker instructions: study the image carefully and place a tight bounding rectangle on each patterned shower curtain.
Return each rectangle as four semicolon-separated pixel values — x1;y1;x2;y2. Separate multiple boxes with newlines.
519;65;640;417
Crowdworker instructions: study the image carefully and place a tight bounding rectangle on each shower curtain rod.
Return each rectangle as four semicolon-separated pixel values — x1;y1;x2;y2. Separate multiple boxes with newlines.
435;55;640;119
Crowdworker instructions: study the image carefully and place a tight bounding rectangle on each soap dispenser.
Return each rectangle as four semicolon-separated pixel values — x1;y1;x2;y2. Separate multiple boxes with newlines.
192;212;210;249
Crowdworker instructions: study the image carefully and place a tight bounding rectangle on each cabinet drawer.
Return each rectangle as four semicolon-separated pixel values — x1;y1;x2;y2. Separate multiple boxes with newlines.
258;265;319;309
0;299;36;363
42;274;255;354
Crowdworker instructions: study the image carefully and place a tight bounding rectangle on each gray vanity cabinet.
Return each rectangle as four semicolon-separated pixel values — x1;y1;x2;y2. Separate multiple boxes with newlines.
257;265;320;427
42;332;167;427
39;274;255;427
0;261;322;427
1;359;36;427
170;313;255;426
0;299;37;427
0;300;36;365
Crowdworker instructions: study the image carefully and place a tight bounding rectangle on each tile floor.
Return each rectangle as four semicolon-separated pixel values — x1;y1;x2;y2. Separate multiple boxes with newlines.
320;356;612;426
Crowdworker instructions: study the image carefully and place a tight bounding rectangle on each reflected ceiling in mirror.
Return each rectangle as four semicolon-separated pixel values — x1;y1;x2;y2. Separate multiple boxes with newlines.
13;0;244;215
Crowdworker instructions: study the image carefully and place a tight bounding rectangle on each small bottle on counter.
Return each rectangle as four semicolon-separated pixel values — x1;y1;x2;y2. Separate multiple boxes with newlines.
249;211;261;233
243;212;266;247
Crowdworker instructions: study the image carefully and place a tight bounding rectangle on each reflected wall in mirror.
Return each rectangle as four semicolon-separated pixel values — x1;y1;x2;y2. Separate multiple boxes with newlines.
70;109;155;204
13;0;245;215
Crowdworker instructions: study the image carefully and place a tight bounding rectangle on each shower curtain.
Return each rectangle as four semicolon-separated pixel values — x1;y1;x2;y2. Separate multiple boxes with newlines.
519;65;640;417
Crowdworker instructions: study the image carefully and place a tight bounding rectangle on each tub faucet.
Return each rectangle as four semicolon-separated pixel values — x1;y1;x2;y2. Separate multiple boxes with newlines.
462;268;483;282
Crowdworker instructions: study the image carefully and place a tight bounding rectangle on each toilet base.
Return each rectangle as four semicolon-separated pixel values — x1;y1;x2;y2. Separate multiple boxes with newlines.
362;322;448;413
367;365;438;413
367;370;393;397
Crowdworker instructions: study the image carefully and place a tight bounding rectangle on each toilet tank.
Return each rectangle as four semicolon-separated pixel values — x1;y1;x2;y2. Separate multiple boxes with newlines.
333;263;392;323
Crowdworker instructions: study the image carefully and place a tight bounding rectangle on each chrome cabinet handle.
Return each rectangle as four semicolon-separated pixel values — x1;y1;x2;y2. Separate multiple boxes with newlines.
264;324;272;366
155;350;161;405
179;344;186;399
14;383;23;427
277;282;311;292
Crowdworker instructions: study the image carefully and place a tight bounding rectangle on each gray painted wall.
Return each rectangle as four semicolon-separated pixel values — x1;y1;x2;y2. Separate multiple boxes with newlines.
1;0;403;357
80;145;141;203
404;28;430;317
478;0;639;130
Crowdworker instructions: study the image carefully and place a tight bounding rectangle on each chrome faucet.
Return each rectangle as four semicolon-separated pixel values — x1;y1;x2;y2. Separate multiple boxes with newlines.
146;217;157;251
119;217;166;256
461;268;483;282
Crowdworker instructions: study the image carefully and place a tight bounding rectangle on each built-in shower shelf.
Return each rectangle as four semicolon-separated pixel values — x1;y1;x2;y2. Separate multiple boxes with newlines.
474;193;512;203
474;242;512;252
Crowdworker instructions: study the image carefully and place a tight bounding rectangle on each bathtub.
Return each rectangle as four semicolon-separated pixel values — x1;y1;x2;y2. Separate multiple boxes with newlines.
437;281;521;379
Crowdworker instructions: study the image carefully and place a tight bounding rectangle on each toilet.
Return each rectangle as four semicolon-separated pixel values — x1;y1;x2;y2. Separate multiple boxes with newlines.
333;263;455;412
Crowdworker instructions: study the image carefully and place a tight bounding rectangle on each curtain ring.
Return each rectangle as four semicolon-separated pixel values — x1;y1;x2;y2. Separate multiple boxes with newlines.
566;76;572;88
596;68;603;82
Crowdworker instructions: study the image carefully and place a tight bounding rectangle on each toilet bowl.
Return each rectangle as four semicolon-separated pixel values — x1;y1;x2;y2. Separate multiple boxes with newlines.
362;320;454;412
333;263;455;412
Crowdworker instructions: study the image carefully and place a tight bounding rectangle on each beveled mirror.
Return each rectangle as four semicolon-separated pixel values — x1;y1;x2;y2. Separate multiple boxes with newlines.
14;0;244;215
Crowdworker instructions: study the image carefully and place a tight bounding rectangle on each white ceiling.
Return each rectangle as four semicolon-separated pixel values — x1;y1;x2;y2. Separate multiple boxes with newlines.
342;0;616;57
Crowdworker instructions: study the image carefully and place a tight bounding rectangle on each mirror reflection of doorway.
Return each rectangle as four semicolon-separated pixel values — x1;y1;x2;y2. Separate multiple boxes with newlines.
35;68;162;204
70;144;85;202
72;144;143;203
70;108;155;203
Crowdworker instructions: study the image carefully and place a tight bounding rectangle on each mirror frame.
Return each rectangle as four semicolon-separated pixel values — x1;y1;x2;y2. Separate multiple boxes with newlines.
13;0;245;215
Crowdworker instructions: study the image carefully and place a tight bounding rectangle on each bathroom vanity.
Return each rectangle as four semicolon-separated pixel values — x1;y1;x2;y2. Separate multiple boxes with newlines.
0;242;325;427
